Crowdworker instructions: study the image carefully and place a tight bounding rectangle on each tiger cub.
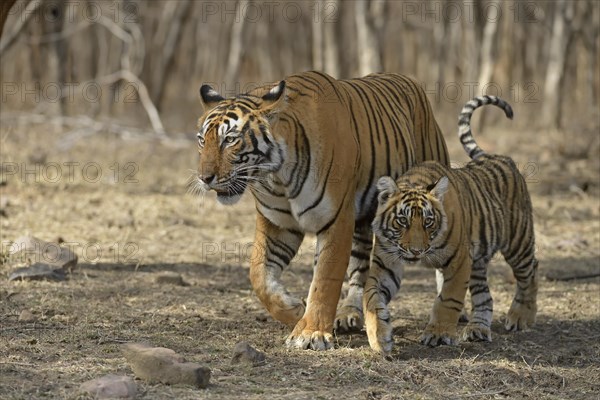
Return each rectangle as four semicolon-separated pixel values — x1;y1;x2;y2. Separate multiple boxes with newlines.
364;96;538;355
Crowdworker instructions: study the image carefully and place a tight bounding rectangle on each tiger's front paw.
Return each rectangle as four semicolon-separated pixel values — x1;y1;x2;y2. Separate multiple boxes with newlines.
365;307;393;356
505;301;537;332
285;319;334;351
461;323;492;342
334;305;364;333
420;323;458;347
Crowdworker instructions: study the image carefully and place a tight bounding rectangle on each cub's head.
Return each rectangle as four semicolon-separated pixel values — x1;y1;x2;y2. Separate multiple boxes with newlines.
372;176;450;262
193;81;287;204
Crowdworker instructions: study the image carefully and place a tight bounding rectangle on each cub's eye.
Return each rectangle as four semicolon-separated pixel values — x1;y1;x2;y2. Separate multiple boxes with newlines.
225;136;236;144
396;216;409;227
424;217;434;227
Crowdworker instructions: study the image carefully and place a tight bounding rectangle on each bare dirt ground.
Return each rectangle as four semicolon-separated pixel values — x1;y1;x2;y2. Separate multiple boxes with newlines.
0;121;599;399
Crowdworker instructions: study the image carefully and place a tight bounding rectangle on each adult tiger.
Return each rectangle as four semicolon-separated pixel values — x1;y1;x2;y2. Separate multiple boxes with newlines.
364;96;538;355
194;71;449;350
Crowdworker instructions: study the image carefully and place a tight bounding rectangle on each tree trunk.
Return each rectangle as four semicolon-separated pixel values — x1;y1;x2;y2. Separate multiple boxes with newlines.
224;0;248;84
323;0;339;78
477;11;498;131
542;0;574;128
152;0;191;109
355;0;382;75
312;1;324;71
0;0;17;39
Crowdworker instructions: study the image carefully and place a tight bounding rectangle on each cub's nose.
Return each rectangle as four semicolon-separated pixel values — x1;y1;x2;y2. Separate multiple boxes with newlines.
200;174;216;185
410;248;426;256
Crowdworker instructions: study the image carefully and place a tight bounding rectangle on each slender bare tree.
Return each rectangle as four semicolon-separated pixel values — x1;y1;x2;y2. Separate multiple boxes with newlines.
151;0;191;109
543;0;575;128
224;0;249;84
355;0;382;75
323;0;340;78
0;0;17;40
477;5;499;130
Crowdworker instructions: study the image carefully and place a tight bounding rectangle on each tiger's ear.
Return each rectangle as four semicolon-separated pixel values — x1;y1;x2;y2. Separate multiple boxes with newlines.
199;84;225;110
377;176;399;203
260;81;286;116
428;176;449;201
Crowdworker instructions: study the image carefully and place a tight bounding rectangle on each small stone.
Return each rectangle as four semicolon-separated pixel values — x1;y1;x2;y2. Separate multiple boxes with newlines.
9;263;66;281
18;310;36;322
9;236;78;270
0;195;9;217
79;374;136;399
122;343;210;388
231;342;266;366
155;273;187;286
255;314;268;323
28;150;47;165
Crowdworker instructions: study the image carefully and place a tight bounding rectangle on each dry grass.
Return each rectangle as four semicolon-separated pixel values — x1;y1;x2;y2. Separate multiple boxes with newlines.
0;123;599;399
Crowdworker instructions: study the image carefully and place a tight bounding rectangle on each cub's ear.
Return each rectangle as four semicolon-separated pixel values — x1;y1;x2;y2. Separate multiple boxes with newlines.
428;176;449;201
199;84;225;110
260;81;286;116
377;176;399;203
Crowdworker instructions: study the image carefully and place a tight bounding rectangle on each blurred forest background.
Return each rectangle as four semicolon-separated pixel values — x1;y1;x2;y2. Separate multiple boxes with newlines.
0;0;598;138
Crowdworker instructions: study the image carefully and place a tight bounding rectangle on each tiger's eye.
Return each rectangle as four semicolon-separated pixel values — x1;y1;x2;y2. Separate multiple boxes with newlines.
225;136;235;144
397;216;409;227
425;217;434;227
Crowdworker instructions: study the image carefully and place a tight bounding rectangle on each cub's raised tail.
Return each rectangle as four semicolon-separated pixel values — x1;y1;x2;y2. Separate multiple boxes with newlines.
459;95;513;159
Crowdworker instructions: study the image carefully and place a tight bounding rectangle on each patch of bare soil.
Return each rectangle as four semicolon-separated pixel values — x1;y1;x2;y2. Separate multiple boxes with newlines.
1;124;599;399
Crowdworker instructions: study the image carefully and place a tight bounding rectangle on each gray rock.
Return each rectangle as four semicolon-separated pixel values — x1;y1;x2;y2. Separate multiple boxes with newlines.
79;374;136;399
18;310;36;322
231;342;266;366
122;343;210;388
0;196;8;217
9;236;78;270
9;263;66;281
154;273;187;286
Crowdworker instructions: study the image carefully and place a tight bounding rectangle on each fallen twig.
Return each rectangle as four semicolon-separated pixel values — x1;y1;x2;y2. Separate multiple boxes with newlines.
545;272;600;281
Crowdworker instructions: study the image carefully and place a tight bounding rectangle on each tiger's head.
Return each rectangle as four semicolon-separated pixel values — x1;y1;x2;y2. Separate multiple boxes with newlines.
194;81;287;205
372;175;450;263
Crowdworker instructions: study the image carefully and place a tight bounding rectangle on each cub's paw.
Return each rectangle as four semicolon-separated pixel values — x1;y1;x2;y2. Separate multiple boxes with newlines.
420;324;458;347
365;307;393;356
461;323;492;342
505;301;537;332
334;306;364;333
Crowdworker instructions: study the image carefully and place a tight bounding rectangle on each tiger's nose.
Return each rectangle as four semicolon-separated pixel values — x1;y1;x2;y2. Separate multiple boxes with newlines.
410;247;426;256
200;174;216;185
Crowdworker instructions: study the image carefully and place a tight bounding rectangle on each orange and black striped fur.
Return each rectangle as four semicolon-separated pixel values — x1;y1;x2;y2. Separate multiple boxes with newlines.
364;96;538;355
193;71;449;350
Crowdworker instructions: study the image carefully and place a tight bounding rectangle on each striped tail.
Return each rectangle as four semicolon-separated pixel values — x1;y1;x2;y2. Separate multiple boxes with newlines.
458;95;513;159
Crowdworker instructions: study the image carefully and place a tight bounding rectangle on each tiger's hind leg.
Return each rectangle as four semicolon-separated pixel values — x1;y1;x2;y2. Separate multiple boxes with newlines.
335;224;372;333
462;257;493;342
503;231;538;331
363;239;403;356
